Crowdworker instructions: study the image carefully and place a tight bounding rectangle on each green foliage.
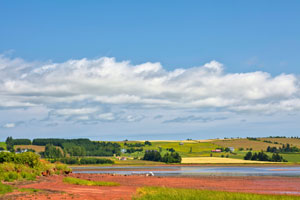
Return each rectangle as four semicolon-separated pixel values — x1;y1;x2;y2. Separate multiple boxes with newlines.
125;142;145;147
143;150;181;163
133;187;300;200
244;151;286;162
161;152;181;163
63;177;120;186
0;152;40;168
244;152;252;160
0;152;71;182
79;157;114;165
33;138;121;157
0;182;13;195
144;141;152;146
126;147;143;153
41;144;63;159
12;139;31;145
267;144;300;153
5;137;14;152
58;157;80;165
143;150;162;162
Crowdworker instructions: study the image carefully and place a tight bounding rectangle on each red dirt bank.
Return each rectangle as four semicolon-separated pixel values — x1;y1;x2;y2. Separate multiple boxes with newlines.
4;174;300;200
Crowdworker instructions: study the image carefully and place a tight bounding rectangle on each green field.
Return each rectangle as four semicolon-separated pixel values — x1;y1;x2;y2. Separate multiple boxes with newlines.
117;139;300;164
118;141;221;158
133;187;300;200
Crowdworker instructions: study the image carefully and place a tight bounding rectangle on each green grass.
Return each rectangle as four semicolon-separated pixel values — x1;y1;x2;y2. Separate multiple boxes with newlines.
118;141;221;158
0;183;13;195
63;177;120;186
18;188;40;193
133;187;300;200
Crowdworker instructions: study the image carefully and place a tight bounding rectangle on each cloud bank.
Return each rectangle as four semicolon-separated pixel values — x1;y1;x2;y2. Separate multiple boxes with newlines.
0;55;300;129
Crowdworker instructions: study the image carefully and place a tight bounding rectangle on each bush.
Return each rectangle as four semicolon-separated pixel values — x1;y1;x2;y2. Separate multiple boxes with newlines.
59;157;80;165
161;152;181;163
143;150;161;162
79;157;114;165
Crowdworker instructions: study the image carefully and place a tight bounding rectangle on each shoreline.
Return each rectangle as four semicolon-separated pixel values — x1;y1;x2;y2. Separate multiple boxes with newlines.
8;173;300;200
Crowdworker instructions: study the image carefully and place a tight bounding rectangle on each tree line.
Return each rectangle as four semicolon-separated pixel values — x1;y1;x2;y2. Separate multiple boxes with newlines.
266;144;300;153
5;137;121;158
143;150;181;163
244;151;287;162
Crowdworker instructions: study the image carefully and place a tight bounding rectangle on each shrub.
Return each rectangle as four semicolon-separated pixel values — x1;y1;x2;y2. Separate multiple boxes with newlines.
79;157;114;165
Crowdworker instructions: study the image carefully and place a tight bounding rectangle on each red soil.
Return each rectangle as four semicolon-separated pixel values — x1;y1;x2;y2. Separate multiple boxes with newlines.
5;174;300;200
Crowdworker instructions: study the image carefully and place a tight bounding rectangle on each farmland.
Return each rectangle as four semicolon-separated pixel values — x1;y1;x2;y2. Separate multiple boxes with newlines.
14;145;64;154
181;157;273;164
211;138;282;151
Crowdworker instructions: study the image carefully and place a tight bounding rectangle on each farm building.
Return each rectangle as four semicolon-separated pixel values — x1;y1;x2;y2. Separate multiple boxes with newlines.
211;149;222;153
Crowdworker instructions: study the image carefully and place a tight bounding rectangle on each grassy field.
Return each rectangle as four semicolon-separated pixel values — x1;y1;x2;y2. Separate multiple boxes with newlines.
63;177;120;186
181;157;273;164
119;141;221;158
133;187;300;200
211;139;282;151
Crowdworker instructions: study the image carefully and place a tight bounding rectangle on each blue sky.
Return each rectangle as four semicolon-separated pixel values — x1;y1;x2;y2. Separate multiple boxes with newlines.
0;1;300;140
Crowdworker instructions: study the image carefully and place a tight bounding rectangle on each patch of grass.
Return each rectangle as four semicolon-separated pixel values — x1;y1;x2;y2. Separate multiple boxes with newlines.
18;188;40;193
133;187;300;200
0;183;13;195
63;177;120;186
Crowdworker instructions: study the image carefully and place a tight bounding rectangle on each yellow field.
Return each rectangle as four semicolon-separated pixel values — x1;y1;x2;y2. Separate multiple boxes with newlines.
14;145;63;153
260;138;300;147
211;138;282;151
181;157;273;164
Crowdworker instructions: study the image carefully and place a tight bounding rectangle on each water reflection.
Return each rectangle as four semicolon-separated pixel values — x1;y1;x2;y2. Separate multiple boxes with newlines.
72;166;300;177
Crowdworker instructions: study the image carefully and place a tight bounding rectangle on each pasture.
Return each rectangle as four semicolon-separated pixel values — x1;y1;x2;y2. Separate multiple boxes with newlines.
118;141;221;158
211;138;282;151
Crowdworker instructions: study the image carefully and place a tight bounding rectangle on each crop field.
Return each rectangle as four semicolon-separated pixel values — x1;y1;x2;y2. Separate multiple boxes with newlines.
211;139;282;151
14;145;45;152
181;157;273;164
260;138;300;147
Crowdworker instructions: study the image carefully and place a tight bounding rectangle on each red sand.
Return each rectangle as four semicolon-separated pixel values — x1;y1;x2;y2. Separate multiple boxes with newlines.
4;174;300;200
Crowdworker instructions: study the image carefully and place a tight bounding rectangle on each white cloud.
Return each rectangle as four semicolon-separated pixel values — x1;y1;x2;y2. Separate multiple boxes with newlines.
3;123;15;128
0;55;299;126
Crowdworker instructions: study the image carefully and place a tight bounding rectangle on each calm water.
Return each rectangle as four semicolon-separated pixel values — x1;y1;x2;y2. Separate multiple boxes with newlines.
72;166;300;177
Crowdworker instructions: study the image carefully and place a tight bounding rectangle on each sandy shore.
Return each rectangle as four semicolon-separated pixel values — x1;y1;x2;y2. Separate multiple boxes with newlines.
1;173;299;200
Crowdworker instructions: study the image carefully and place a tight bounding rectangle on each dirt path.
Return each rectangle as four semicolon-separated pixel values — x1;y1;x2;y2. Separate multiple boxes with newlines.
5;174;300;200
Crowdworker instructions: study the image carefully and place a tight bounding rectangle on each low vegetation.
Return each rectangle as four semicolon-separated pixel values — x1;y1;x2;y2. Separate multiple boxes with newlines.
0;152;71;182
0;182;13;195
63;177;120;186
133;187;300;200
58;157;114;165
